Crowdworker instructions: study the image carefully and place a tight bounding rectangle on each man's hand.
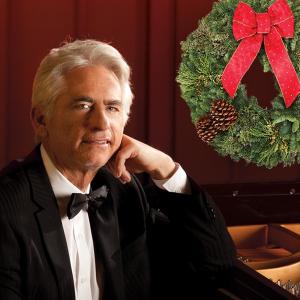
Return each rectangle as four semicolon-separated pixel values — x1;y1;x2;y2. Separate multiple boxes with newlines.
107;135;177;183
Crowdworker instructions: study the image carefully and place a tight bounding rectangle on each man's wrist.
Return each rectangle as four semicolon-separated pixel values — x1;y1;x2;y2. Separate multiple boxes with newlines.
153;163;192;194
149;156;177;180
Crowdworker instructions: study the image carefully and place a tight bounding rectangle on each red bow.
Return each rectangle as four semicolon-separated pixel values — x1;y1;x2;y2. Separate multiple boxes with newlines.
221;0;300;108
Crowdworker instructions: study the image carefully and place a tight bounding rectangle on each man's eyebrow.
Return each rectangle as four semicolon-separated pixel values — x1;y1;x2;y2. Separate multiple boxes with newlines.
104;99;122;106
73;97;95;103
72;97;122;106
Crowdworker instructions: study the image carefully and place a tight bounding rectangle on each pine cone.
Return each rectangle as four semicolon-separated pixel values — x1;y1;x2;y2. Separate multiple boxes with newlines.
196;116;211;130
198;129;218;143
195;117;218;143
210;100;237;131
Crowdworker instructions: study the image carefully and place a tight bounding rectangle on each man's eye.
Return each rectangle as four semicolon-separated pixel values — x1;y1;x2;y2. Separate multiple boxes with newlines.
78;103;91;110
107;106;119;112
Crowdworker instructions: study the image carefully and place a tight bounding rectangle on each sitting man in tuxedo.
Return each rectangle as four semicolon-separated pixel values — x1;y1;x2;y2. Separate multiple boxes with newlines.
0;39;235;300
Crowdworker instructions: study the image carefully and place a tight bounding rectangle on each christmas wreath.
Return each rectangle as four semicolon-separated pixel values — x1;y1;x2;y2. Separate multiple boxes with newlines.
177;0;300;168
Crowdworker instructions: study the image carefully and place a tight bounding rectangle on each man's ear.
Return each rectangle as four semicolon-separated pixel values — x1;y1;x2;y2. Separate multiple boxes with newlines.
31;106;48;139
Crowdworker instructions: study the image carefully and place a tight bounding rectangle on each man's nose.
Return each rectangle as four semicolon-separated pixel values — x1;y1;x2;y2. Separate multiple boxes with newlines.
88;107;109;130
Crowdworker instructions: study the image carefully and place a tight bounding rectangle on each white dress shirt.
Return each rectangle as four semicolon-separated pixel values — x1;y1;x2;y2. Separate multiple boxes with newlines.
40;145;190;300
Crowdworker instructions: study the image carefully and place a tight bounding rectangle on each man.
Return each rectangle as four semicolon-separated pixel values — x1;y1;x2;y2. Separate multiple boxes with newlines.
0;39;235;300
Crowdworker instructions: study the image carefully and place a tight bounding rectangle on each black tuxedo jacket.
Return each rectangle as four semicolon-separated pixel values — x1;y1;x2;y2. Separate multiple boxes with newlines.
0;147;235;300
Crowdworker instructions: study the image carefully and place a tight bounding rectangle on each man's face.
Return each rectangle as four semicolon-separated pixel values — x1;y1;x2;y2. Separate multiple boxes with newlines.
40;65;125;175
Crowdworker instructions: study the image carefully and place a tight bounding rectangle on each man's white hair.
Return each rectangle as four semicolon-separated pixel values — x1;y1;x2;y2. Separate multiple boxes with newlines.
32;39;133;121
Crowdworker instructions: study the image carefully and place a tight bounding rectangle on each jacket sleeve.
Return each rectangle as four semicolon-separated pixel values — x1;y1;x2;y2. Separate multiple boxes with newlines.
0;165;26;300
142;176;236;298
0;214;23;300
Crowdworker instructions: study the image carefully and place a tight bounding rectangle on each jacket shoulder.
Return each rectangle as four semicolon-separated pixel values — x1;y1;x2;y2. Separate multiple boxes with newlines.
0;159;28;187
0;146;41;192
0;159;32;217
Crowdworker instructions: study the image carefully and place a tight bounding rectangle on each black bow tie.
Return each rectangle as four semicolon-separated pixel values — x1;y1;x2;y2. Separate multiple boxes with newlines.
67;185;109;219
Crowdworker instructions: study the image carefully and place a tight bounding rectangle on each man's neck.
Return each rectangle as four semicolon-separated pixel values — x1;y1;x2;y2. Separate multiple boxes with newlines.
55;168;95;192
40;144;96;192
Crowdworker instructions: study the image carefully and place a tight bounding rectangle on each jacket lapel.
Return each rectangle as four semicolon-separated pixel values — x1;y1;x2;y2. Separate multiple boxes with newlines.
90;170;125;300
25;149;75;300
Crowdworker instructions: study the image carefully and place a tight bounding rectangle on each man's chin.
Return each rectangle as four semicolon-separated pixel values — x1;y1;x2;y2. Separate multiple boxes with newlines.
80;157;110;171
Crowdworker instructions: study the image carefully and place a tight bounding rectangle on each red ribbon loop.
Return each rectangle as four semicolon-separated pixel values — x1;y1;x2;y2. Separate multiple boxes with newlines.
256;13;270;33
221;0;300;108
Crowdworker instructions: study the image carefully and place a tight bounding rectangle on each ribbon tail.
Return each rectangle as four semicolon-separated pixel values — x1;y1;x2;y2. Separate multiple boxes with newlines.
264;27;300;108
222;34;263;97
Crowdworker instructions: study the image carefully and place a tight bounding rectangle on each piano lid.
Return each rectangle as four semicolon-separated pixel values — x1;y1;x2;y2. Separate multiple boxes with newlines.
203;181;300;226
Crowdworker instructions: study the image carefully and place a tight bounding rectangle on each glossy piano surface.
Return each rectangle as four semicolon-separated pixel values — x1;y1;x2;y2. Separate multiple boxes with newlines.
203;181;300;299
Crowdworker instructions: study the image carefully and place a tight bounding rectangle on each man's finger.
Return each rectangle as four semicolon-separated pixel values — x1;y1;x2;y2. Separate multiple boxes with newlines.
115;146;136;177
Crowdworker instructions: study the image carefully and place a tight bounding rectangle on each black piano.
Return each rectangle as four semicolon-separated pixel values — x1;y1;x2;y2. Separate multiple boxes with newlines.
204;181;300;299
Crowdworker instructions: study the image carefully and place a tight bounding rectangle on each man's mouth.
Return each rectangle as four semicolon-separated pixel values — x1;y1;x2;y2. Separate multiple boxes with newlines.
83;138;111;145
